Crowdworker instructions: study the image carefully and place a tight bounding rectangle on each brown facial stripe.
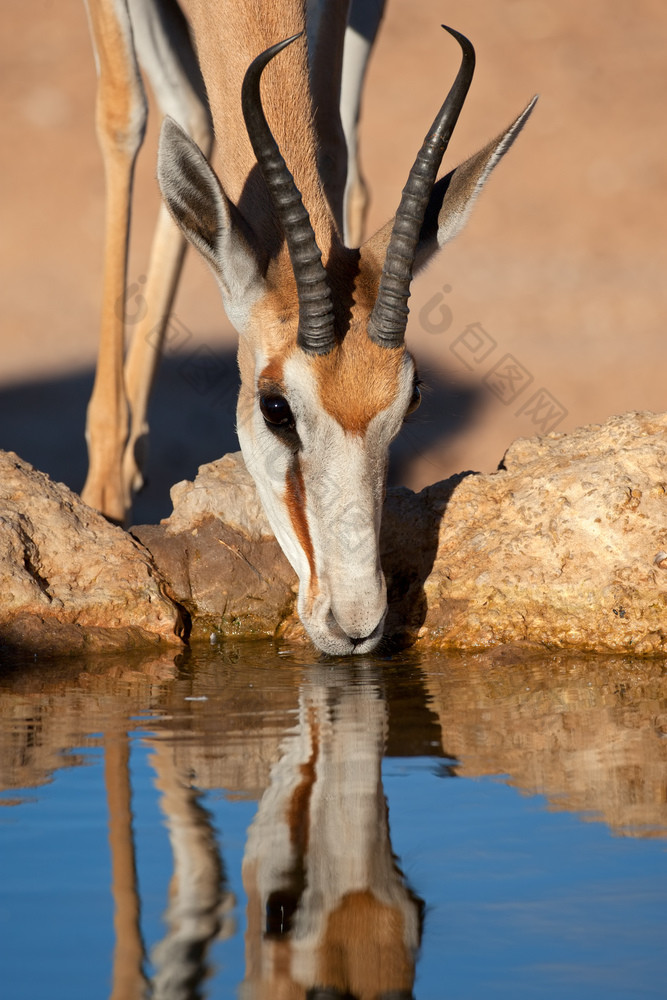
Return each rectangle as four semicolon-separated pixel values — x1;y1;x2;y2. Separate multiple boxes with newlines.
285;456;318;591
286;708;319;855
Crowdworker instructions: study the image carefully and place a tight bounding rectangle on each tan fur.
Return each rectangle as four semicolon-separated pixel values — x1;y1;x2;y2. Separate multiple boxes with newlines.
317;890;415;998
312;331;407;435
86;0;146;151
251;276;302;358
82;0;147;522
182;0;338;256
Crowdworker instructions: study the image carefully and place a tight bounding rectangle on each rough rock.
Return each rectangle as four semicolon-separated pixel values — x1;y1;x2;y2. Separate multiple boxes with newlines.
136;411;667;655
2;411;666;656
165;452;273;541
0;453;183;654
133;453;296;642
418;410;667;654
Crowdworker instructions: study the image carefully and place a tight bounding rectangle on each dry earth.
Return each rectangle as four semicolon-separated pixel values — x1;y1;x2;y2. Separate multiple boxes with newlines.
1;0;666;524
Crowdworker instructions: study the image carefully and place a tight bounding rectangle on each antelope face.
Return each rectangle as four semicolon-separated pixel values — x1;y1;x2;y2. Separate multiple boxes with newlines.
237;317;420;654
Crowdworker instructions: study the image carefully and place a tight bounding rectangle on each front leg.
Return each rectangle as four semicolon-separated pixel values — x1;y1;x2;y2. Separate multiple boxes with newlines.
121;0;212;501
82;0;147;523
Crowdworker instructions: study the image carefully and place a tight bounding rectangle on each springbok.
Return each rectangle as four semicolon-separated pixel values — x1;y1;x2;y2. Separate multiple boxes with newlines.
83;0;535;655
242;670;423;997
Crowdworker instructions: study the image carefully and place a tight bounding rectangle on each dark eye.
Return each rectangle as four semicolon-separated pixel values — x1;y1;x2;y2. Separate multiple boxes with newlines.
406;380;422;416
259;393;295;429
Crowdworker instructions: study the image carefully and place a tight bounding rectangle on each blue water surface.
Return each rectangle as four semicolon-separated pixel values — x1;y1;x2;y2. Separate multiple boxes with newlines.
384;761;667;1000
1;648;666;999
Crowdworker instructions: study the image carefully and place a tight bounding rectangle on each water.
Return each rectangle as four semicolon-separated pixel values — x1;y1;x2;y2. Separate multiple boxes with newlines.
1;642;666;999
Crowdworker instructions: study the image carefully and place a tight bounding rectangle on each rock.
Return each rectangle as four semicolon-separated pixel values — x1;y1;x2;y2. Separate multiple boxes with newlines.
165;452;273;541
418;410;667;653
3;410;666;656
0;453;184;654
134;518;297;643
133;453;297;643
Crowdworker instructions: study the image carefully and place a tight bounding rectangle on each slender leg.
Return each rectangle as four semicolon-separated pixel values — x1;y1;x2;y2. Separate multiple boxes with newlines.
307;0;351;237
121;0;212;500
341;0;386;247
82;0;147;523
120;204;187;498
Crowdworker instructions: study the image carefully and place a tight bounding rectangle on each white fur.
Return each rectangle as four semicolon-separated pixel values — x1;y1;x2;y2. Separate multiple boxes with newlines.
236;348;415;656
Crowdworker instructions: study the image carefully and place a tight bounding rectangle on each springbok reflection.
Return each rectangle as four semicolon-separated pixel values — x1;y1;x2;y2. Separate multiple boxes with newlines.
2;647;666;998
104;666;420;999
242;667;422;999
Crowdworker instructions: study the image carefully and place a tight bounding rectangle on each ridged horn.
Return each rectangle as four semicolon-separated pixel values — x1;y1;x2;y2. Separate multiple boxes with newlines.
368;26;475;348
241;34;336;355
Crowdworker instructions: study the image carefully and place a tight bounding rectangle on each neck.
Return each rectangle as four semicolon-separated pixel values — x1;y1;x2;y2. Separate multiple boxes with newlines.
182;0;339;260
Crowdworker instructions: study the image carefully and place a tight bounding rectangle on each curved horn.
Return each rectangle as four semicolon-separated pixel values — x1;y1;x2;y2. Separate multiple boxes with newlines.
368;26;475;348
242;34;336;355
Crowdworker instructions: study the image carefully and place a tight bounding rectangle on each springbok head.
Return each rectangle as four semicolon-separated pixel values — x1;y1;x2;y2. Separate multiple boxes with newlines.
158;27;535;655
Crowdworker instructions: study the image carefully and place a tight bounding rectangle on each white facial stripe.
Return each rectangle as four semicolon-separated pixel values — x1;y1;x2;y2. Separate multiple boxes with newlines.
236;351;309;579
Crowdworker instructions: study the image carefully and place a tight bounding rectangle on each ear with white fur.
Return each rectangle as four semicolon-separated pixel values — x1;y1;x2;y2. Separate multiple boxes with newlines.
413;96;537;272
157;116;265;324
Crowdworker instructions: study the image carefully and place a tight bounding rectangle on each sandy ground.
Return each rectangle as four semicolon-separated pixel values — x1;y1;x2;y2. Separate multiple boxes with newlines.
1;0;666;524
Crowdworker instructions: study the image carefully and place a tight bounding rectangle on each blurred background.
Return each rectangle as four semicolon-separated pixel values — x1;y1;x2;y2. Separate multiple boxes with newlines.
1;0;665;523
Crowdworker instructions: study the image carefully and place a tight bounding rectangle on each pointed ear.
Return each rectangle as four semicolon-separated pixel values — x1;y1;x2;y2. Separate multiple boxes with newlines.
414;96;538;273
157;116;265;327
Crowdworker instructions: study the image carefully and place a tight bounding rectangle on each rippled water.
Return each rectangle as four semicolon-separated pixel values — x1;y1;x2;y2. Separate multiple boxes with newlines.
1;642;666;999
